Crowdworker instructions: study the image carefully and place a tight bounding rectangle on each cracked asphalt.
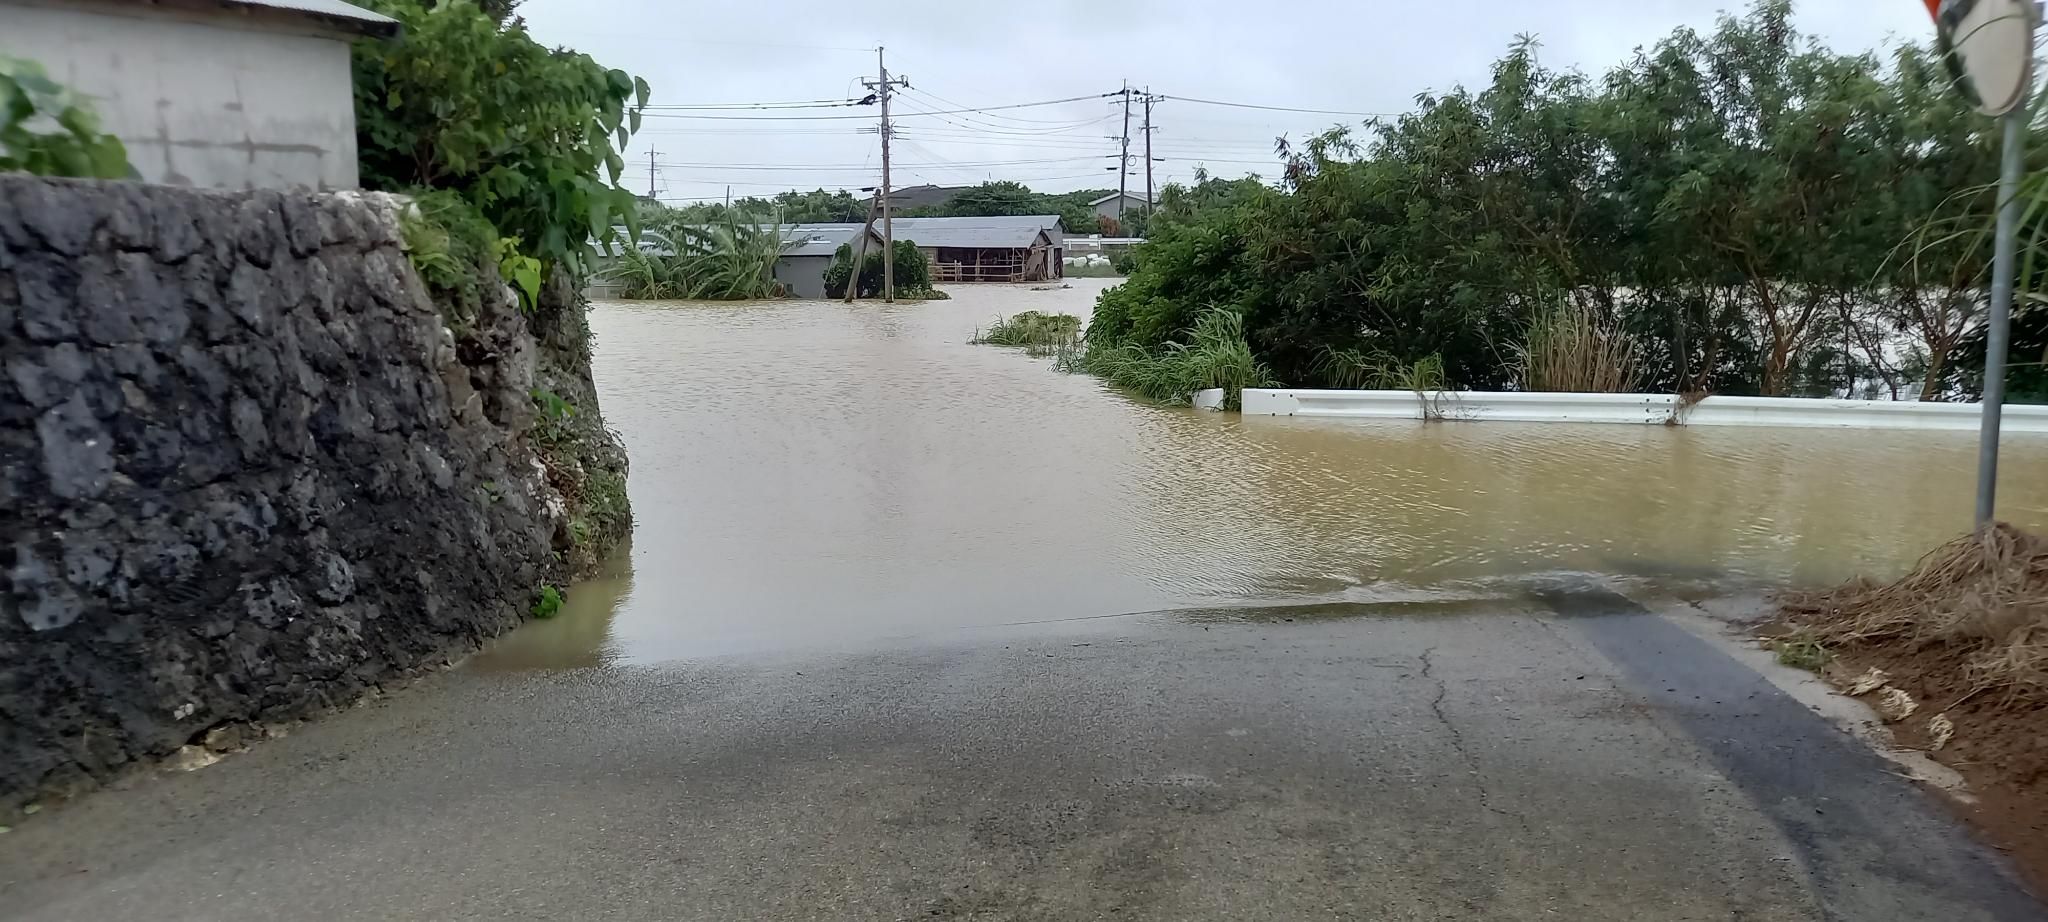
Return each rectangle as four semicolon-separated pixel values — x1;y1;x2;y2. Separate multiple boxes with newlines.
3;597;2041;921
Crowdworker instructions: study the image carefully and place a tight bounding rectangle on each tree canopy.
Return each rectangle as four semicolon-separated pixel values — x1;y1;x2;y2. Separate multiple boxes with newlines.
1093;1;2024;400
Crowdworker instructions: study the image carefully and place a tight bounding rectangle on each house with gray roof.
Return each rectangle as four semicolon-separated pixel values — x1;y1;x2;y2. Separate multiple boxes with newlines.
1089;191;1152;223
0;0;399;190
593;213;1068;299
788;215;1067;284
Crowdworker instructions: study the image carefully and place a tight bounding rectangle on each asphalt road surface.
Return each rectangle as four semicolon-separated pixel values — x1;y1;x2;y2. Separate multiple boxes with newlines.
2;595;2041;921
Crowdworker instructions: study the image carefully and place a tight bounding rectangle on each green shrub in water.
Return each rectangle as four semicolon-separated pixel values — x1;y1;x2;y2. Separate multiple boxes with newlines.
1066;307;1276;408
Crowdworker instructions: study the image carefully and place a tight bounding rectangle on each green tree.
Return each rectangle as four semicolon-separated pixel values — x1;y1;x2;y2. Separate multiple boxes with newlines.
771;188;868;222
824;240;933;298
352;0;648;276
1088;0;2003;399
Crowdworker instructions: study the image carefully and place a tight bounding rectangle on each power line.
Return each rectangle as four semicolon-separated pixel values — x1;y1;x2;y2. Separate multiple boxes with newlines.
1153;94;1394;117
641;98;870;111
637;91;1122;121
1152;155;1280;166
894;125;1286;152
900;86;1116;126
888;129;1117;151
645;169;1122;192
536;31;874;53
890;98;1113;137
627;155;1109;172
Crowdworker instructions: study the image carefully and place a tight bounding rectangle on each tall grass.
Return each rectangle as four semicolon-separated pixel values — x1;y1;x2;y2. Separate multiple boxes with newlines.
973;311;1082;356
1313;347;1448;392
1067;307;1277;408
603;210;787;300
1517;301;1642;392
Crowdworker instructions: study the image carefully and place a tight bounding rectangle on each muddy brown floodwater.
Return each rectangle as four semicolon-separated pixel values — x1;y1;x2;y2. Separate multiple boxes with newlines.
474;278;2048;668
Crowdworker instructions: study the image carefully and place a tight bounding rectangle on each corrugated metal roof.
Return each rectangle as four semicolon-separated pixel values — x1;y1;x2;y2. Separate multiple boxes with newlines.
884;184;969;210
781;224;878;258
887;215;1062;249
215;0;400;36
794;216;1065;248
670;216;1064;255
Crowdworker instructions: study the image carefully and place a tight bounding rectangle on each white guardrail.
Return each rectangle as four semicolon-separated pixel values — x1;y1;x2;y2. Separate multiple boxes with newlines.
1239;389;2048;433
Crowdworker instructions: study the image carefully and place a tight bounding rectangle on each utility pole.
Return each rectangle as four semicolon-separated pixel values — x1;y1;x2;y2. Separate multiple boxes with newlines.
1117;81;1132;223
1141;89;1155;223
862;48;909;302
646;148;661;199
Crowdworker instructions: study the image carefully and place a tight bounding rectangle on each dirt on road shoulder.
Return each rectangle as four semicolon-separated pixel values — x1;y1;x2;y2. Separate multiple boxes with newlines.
1781;523;2048;895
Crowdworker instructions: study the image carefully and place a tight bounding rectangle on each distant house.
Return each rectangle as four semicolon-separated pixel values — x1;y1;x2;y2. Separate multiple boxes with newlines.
1090;192;1152;222
885;184;972;211
892;216;1065;283
0;0;398;190
771;215;1067;286
593;214;1069;299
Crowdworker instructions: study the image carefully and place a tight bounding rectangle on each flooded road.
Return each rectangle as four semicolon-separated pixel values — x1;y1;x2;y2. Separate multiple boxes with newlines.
20;285;2047;922
479;279;2048;666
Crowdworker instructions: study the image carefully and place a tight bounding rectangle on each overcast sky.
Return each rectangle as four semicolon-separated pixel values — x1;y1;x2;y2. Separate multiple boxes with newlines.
515;1;1934;205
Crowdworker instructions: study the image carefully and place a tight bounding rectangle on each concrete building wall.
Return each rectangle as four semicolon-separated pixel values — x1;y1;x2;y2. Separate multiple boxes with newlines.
1093;196;1146;222
774;256;833;299
0;1;362;190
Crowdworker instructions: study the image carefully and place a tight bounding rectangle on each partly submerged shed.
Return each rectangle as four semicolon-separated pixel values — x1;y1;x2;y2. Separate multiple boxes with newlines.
774;224;882;298
887;215;1065;282
773;215;1067;287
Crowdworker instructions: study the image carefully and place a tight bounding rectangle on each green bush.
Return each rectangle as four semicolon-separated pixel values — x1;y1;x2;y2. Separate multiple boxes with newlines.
974;311;1082;354
0;57;131;178
1068;307;1276;408
604;208;787;300
824;239;934;298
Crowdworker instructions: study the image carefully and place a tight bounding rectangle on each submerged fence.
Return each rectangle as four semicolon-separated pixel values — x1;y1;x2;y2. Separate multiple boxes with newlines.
1240;390;2048;433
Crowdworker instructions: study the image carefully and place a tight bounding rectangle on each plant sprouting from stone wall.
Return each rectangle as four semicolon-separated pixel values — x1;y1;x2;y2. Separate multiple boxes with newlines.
0;57;132;179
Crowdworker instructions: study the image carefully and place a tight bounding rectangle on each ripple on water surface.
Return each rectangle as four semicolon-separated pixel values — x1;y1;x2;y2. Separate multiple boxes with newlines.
472;280;2048;667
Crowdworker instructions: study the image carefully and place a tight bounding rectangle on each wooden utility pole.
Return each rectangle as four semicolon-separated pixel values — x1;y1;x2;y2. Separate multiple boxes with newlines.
1141;90;1155;221
862;48;909;302
1117;81;1132;223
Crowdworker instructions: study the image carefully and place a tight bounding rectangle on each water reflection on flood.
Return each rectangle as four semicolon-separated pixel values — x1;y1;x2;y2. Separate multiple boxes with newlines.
468;278;2048;668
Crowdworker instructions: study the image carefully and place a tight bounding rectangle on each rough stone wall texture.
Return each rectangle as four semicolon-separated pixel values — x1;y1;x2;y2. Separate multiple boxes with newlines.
0;176;625;808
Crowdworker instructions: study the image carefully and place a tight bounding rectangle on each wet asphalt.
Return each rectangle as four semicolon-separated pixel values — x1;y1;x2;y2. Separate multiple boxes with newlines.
1;599;2042;921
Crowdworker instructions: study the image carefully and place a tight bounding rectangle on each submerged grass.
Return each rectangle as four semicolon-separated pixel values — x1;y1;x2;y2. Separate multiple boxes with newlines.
1065;307;1277;409
973;311;1083;356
